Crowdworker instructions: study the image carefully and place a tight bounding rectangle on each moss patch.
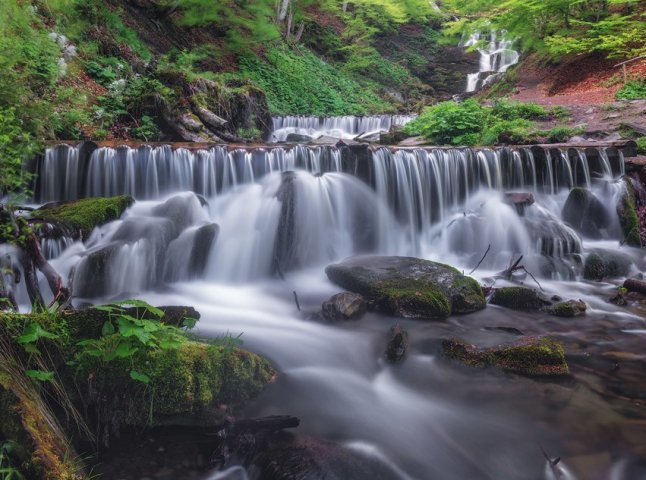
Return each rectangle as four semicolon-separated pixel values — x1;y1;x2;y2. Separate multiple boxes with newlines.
544;299;586;317
490;287;549;310
442;337;569;378
36;195;134;239
617;177;642;248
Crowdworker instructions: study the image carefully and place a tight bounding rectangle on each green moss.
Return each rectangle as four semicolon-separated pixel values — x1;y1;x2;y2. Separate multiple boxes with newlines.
377;280;451;319
443;337;569;377
637;137;646;155
36;195;134;239
544;300;586;317
490;287;547;310
77;340;274;428
450;276;486;313
618;177;642;247
583;253;605;281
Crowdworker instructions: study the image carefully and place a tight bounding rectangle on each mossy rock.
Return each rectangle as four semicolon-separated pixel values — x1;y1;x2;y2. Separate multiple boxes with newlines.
543;299;587;317
36;195;134;240
77;341;275;430
562;187;610;237
490;287;550;310
442;337;569;377
617;177;642;248
583;249;633;281
325;256;485;320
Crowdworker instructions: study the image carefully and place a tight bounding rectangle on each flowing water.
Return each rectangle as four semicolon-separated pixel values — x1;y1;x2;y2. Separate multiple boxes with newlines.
464;31;520;93
269;115;417;142
25;143;646;479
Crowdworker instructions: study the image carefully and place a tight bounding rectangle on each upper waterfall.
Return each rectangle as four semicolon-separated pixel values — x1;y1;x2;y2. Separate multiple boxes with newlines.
463;31;519;93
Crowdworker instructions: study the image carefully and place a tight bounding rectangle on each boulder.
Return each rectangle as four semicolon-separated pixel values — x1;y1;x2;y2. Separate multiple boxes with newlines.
583;249;633;281
321;292;367;321
562;188;611;237
35;195;134;240
442;337;569;377
325;256;485;320
544;299;587;317
285;133;313;143
490;287;551;310
189;223;219;277
385;325;408;363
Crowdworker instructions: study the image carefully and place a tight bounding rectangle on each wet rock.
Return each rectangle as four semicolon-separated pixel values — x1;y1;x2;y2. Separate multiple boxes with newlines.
380;126;409;145
285;133;313;143
189;223;219;277
544;299;587;317
325;256;485;320
623;278;646;295
504;192;535;215
617;177;643;247
74;243;122;297
489;286;550;310
385;325;408;363
321;292;367;321
442;337;570;377
583;249;632;281
562;188;611;237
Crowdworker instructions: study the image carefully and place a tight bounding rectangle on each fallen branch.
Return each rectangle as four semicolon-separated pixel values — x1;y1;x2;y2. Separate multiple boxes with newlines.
469;244;491;275
293;291;301;311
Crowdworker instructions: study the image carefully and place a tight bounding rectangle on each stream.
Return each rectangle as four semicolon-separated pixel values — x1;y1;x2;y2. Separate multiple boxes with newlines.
25;137;646;479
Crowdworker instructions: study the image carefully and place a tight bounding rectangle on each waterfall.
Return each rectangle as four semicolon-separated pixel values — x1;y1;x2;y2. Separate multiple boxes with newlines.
39;142;629;298
270;115;417;142
464;31;519;93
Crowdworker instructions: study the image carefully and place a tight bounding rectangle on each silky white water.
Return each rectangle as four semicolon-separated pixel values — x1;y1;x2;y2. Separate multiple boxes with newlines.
24;143;646;479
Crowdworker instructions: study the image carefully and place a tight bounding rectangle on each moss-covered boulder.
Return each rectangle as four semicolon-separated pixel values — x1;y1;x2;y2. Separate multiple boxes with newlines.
544;299;587;317
325;256;485;320
562;187;611;237
77;341;275;429
36;195;134;240
583;249;633;281
617;177;642;247
442;337;569;377
489;287;550;310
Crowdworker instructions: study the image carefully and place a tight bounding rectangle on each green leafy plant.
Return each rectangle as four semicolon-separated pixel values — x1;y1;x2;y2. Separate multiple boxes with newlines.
616;80;646;101
0;441;26;480
637;137;646;155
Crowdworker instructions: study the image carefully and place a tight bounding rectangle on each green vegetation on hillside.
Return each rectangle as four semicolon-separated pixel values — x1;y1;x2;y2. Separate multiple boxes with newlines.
403;99;580;146
444;0;645;60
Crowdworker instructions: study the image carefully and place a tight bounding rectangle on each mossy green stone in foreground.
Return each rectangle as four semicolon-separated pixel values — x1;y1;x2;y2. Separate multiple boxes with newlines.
443;337;569;377
490;287;549;310
544;299;587;317
325;256;485;319
36;195;134;239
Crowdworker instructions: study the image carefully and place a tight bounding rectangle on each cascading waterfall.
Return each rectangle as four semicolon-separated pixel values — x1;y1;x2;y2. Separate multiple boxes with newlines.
38;142;628;297
28;140;644;480
270;115;417;142
464;31;519;93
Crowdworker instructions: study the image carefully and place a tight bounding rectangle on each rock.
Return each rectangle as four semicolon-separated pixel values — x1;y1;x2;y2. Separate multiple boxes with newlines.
603;132;622;142
504;192;535;215
623;278;646;295
569;135;587;143
583;249;633;281
325;256;485;320
544;299;587;317
397;136;429;147
36;195;134;240
385;325;409;363
442;337;570;377
617;177;642;247
380;126;409;145
354;132;380;143
490;287;550;310
189;223;219;277
321;292;367;321
562;188;611;237
285;133;313;143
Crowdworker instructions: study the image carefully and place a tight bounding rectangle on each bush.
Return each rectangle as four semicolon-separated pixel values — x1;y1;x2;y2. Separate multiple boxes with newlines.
616;80;646;101
637;137;646;155
403;99;486;145
491;99;549;120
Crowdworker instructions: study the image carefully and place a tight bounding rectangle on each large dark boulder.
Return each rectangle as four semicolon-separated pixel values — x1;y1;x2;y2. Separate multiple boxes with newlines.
562;188;611;237
583;248;633;281
325;256;485;320
617;177;642;247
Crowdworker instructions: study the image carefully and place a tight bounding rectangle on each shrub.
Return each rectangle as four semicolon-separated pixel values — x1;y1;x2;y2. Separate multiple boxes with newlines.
637;137;646;155
616;80;646;101
403;99;486;145
490;99;549;120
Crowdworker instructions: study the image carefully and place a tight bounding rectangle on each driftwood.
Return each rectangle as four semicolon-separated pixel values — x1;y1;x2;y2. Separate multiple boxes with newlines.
496;255;543;291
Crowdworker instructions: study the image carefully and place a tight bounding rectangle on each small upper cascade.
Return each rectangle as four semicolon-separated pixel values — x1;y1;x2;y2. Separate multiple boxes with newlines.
269;115;417;142
464;31;519;93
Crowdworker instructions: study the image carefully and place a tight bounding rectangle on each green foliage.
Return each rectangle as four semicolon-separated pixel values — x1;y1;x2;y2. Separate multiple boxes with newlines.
238;44;395;115
616;80;646;100
444;0;646;60
636;137;646;155
131;116;162;142
0;441;26;480
404;99;577;145
0;109;35;199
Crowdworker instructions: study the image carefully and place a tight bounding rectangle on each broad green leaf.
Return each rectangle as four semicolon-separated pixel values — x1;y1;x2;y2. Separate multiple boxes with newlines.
25;370;55;382
130;370;150;384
